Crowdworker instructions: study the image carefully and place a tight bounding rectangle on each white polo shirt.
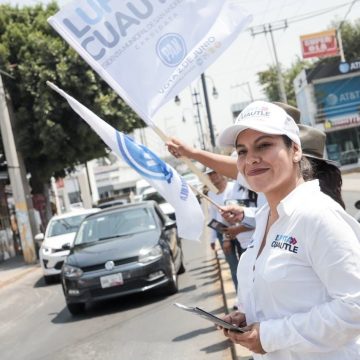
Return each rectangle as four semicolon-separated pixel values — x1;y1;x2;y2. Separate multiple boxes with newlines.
208;182;234;244
237;180;360;360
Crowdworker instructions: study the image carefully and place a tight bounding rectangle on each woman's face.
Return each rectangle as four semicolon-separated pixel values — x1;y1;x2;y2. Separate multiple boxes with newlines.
235;129;301;195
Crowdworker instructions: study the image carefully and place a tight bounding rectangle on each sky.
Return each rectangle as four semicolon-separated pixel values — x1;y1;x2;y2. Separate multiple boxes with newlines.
1;0;360;154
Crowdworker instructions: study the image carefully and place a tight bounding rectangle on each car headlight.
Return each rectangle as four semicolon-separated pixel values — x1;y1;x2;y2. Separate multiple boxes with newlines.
62;264;83;278
41;246;53;254
139;245;163;264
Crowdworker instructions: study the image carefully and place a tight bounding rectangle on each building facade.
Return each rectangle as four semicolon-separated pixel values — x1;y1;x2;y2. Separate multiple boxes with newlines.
294;59;360;168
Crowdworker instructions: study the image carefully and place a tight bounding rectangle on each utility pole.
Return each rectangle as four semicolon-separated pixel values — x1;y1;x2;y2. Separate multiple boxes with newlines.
250;21;288;103
192;89;206;149
0;74;36;263
336;28;346;62
201;73;216;149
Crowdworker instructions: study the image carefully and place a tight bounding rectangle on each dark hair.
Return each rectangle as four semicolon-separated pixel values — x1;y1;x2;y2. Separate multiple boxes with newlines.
307;158;345;209
281;136;345;209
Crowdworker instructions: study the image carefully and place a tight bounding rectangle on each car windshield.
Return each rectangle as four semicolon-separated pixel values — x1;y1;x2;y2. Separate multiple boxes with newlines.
47;214;88;237
74;207;157;245
142;192;166;204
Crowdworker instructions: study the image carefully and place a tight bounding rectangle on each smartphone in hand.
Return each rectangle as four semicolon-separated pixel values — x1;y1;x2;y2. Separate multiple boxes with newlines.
174;303;246;333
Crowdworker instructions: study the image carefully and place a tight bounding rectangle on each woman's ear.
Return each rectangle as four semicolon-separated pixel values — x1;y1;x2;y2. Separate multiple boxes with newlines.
293;143;302;163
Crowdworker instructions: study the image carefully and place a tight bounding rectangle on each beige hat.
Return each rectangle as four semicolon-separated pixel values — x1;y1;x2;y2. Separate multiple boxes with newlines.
218;101;300;147
272;102;301;124
299;124;337;165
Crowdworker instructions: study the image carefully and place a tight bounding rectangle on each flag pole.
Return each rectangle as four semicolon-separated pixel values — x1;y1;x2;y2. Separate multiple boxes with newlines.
149;124;218;194
188;184;223;211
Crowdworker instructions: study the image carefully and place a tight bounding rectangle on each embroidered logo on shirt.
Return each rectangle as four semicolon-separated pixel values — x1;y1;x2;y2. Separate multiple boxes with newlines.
271;234;298;254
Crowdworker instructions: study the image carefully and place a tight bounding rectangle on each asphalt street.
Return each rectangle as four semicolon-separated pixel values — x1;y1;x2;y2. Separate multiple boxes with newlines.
0;236;233;360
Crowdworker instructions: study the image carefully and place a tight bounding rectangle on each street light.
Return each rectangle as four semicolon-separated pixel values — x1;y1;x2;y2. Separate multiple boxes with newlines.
174;95;181;106
174;73;219;149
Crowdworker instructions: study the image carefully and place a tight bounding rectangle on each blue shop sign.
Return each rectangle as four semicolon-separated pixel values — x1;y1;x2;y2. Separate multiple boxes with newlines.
315;76;360;118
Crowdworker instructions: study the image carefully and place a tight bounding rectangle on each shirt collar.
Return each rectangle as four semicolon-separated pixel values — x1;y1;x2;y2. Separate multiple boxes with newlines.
277;180;320;217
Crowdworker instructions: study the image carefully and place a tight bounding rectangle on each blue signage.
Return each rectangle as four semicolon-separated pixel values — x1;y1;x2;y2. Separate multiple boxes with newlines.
314;76;360;119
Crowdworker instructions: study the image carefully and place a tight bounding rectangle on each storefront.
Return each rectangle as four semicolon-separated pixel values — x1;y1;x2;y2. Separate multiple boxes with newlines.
294;59;360;167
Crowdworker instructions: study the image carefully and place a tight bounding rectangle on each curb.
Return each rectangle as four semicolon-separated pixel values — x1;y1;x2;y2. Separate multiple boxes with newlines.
0;265;39;290
216;250;253;360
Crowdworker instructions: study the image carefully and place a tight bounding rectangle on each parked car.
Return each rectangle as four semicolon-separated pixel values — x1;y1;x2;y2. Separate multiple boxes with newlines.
141;187;175;220
37;208;100;284
340;150;358;165
97;198;128;209
61;201;185;315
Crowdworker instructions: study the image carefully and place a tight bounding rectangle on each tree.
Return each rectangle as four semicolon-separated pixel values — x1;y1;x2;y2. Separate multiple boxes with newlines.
257;19;360;104
0;3;142;199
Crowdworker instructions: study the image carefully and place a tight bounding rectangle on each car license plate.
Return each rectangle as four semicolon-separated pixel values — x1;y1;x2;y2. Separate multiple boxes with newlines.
100;273;124;288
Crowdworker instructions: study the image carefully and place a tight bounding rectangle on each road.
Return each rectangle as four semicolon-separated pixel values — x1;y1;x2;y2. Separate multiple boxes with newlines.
0;238;232;360
1;174;358;360
342;172;360;218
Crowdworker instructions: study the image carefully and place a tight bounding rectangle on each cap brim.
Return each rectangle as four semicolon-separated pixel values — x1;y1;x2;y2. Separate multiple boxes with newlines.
217;122;289;147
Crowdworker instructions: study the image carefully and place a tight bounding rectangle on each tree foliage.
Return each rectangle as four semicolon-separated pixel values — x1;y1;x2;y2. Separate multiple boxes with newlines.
257;19;360;105
0;2;142;193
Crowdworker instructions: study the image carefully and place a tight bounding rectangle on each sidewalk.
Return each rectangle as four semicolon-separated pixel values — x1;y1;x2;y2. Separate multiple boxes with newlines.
0;256;39;289
216;251;253;360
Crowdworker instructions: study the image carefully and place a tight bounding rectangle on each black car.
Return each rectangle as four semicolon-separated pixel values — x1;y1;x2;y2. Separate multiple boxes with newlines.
61;201;185;315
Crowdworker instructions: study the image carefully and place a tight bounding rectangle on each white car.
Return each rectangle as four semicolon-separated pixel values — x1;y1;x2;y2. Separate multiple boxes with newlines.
141;187;175;220
37;208;99;283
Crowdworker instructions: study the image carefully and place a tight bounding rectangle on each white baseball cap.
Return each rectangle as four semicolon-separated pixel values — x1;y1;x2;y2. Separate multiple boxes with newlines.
218;101;301;147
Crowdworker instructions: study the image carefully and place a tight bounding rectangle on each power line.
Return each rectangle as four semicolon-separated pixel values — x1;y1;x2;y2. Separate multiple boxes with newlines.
250;21;288;103
250;1;356;29
338;0;359;29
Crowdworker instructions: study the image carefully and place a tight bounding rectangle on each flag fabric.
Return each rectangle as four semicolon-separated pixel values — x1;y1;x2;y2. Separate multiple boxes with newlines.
47;82;204;241
48;0;252;124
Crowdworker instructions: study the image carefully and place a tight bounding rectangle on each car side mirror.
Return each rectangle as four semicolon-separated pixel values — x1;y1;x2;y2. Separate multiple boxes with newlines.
34;233;44;242
355;200;360;210
62;243;71;250
164;221;177;230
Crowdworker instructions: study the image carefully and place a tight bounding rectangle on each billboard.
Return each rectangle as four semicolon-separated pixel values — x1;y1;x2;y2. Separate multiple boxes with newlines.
300;29;339;59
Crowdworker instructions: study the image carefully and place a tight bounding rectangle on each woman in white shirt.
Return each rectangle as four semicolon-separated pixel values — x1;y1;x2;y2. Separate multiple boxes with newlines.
217;101;360;360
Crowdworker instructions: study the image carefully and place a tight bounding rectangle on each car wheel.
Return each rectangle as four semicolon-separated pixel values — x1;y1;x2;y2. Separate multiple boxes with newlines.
165;257;179;295
67;302;85;316
178;251;186;274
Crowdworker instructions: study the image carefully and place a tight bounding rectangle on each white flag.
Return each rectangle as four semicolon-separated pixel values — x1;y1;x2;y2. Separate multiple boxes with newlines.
48;0;252;124
47;82;204;241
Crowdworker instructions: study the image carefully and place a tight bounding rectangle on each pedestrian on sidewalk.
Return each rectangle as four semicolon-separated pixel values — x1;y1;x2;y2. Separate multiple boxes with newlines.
218;101;360;359
205;169;241;293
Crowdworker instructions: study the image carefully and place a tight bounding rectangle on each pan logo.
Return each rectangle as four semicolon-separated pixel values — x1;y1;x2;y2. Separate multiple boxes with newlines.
156;33;187;67
116;131;173;183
